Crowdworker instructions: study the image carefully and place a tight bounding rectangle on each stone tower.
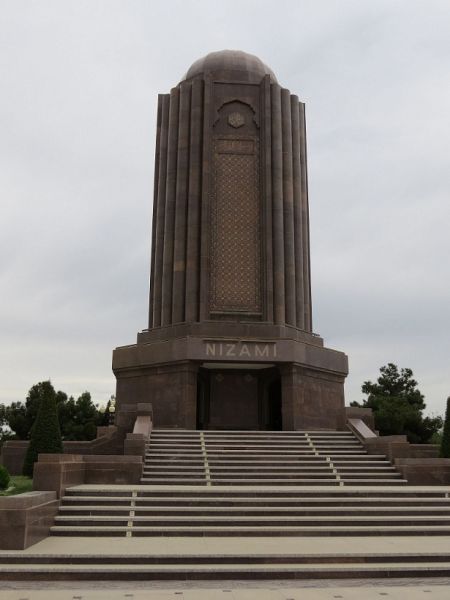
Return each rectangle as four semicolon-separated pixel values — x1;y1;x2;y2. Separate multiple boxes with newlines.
113;50;348;433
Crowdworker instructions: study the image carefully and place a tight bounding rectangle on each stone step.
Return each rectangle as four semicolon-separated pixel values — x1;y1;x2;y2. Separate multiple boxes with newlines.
335;472;402;478
309;442;365;446
66;486;441;497
50;524;450;536
139;478;407;485
321;454;385;460
200;437;325;442
1;552;449;565
149;444;317;450
146;444;203;449
141;465;399;471
143;467;348;474
149;437;359;443
141;472;209;478
143;466;206;472
58;506;450;517
56;513;450;526
146;449;325;455
186;450;369;454
332;460;391;465
202;472;402;479
2;561;450;580
315;450;367;454
152;429;354;434
332;467;397;471
146;452;318;457
204;465;396;472
146;449;204;453
199;433;354;437
202;444;316;449
142;473;384;479
140;478;208;485
145;459;333;466
202;456;389;462
61;495;450;506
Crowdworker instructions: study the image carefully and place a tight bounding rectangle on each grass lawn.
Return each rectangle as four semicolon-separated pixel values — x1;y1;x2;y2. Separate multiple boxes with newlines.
0;475;33;496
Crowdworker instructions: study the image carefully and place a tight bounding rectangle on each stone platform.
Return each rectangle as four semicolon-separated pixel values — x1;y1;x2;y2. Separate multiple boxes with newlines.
2;581;450;600
2;429;450;582
2;534;450;581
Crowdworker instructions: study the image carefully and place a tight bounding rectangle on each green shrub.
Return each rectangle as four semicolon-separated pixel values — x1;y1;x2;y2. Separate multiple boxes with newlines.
0;465;10;490
23;381;63;477
441;397;450;458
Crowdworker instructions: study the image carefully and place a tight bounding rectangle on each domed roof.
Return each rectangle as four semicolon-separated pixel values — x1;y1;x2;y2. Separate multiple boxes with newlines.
182;50;277;84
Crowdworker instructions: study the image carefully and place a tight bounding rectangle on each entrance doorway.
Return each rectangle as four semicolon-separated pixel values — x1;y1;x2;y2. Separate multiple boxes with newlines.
196;366;282;430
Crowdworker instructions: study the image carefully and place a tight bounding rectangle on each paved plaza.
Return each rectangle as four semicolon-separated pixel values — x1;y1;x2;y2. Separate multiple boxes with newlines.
1;580;450;600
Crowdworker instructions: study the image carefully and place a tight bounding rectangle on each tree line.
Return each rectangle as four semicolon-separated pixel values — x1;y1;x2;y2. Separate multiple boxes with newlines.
0;381;112;447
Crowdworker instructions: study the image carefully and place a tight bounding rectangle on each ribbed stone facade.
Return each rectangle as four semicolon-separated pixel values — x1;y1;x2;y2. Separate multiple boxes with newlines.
148;70;312;331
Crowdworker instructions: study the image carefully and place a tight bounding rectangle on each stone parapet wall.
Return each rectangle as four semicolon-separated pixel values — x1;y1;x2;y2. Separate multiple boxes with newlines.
395;458;450;485
0;426;123;475
33;454;143;498
348;417;446;485
0;491;58;550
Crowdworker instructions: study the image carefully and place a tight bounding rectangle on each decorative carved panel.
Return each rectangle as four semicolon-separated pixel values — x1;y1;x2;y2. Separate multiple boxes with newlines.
210;136;261;314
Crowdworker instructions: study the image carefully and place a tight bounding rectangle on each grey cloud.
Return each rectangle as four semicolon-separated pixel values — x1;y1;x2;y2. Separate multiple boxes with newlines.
0;0;449;415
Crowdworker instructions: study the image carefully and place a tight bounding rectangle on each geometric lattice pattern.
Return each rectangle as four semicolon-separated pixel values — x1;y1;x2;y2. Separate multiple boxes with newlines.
210;137;261;313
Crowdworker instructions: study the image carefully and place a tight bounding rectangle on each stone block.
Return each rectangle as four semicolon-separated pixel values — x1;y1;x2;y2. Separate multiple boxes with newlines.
395;458;450;485
0;491;58;549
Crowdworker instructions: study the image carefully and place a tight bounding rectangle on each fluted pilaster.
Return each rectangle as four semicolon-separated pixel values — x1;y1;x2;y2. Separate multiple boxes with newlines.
150;94;170;328
271;84;286;325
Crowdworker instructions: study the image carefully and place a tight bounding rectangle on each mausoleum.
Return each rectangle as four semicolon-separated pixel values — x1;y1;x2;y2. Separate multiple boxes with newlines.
112;50;348;433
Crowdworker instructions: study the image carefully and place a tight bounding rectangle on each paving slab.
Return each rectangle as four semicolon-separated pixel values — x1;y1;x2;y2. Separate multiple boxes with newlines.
2;535;450;557
1;582;450;599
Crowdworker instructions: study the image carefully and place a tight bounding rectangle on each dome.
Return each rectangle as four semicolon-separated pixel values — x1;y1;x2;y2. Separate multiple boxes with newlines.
182;50;277;84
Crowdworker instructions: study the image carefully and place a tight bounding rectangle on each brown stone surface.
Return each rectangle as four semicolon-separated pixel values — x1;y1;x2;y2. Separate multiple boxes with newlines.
281;365;346;431
0;491;58;550
123;433;147;456
83;455;142;485
115;362;198;430
33;455;85;498
33;454;143;498
395;458;450;485
365;436;440;463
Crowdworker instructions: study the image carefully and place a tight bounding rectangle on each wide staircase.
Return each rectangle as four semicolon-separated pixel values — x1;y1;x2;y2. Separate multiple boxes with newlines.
141;429;407;486
2;429;450;581
48;429;450;539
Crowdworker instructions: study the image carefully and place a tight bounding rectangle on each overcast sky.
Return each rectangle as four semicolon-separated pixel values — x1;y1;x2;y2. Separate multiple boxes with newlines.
1;0;449;416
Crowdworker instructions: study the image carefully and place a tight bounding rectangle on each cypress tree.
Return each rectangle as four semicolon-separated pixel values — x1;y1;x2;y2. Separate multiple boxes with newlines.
441;397;450;458
23;381;63;477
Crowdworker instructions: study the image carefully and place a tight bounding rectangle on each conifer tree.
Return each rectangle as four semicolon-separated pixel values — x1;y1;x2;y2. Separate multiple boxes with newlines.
441;397;450;458
23;381;63;477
